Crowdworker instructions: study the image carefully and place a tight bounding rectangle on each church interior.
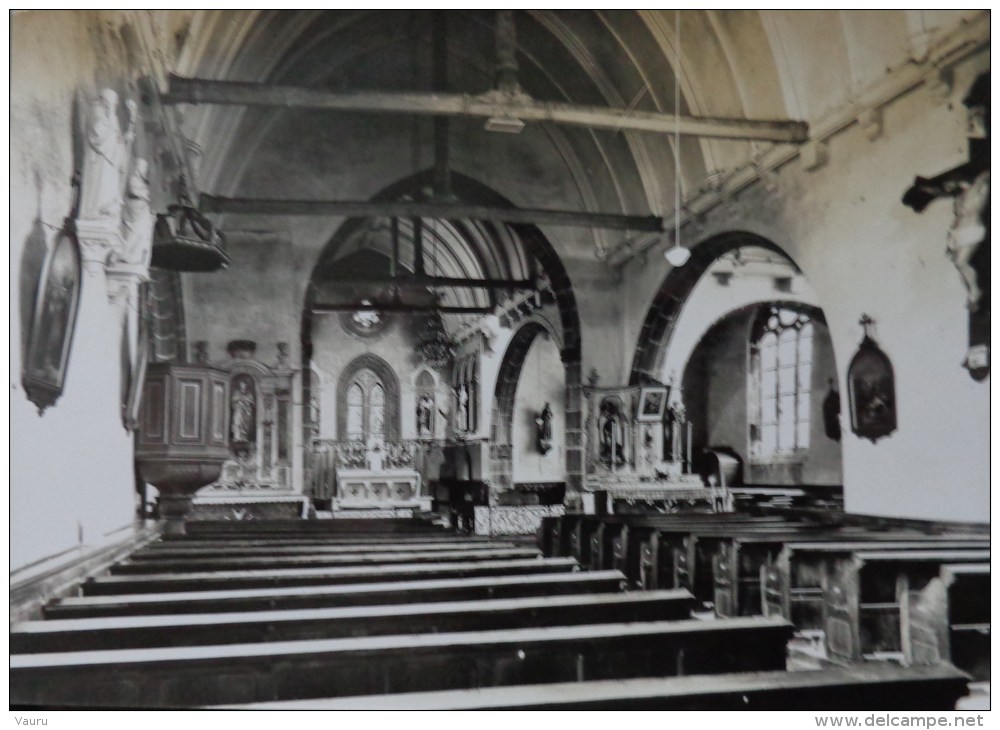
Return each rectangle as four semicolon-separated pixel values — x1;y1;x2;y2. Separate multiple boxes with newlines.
10;10;991;711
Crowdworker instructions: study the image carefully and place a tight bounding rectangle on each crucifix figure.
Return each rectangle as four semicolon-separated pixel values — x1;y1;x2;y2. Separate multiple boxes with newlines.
902;72;989;380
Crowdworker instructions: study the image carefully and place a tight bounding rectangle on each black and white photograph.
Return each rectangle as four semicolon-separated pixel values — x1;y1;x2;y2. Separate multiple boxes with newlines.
9;8;990;718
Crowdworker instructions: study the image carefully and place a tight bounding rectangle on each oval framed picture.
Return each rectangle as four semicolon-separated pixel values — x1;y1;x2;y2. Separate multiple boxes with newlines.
23;228;82;414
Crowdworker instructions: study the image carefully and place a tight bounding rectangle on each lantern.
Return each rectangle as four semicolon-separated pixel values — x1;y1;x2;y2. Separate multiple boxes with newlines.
150;203;230;272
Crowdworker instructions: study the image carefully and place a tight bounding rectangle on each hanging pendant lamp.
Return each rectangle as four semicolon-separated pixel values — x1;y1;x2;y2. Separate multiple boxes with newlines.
664;9;690;268
151;179;230;272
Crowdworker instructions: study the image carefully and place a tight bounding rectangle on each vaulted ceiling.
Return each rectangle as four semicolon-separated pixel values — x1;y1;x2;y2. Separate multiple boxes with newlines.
162;10;983;263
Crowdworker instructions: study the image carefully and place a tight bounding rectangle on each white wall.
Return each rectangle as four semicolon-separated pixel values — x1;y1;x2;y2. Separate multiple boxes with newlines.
310;313;453;443
11;12;141;571
685;310;842;486
511;334;567;483
624;53;990;521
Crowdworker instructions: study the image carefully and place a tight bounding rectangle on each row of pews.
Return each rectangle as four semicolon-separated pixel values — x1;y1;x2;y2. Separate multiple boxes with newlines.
10;516;979;709
541;511;989;682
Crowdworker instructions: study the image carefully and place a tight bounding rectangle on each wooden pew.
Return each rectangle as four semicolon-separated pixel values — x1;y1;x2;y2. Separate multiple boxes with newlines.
900;562;990;681
10;617;794;708
13;589;696;653
183;519;445;537
110;547;541;574
547;513;586;558
225;664;971;711
763;542;989;646
537;516;558;557
135;538;510;557
674;522;829;602
82;557;581;596
821;548;989;664
45;570;630;619
726;535;988;619
610;515;793;588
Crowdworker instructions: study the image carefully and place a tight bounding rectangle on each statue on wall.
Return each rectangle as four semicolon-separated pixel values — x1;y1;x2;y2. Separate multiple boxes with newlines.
417;393;435;438
230;375;257;446
946;171;989;312
117;158;153;268
456;383;469;432
598;398;626;467
535;402;553;454
79;89;137;223
902;72;989;381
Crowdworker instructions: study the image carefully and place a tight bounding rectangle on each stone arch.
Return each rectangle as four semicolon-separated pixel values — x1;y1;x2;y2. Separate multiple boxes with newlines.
629;231;791;385
490;321;562;492
302;171;584;492
335;353;400;440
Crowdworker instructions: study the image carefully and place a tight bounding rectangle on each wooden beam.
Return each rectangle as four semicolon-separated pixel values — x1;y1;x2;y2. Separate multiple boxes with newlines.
319;274;535;290
165;75;810;143
312;303;493;315
200;195;663;233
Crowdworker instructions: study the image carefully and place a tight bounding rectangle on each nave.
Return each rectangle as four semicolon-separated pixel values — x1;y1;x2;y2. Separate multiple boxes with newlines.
10;513;986;710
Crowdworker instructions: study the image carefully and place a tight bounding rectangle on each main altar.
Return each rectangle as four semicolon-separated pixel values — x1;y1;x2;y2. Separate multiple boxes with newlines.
583;382;730;513
312;437;433;515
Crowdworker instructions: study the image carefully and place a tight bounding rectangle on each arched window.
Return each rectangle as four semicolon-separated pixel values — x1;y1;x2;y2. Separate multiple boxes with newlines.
336;354;400;440
344;368;385;440
452;352;479;433
369;382;385;437
346;383;364;438
749;306;813;459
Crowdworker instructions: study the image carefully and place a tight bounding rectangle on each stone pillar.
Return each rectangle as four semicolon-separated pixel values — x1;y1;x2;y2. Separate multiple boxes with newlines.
561;352;584;507
75;219;129;414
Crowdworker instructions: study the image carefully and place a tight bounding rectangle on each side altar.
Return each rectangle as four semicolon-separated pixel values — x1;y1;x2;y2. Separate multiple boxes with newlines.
189;340;308;521
583;381;729;513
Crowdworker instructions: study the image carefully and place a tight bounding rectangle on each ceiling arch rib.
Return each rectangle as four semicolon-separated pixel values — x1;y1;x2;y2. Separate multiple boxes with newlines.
703;10;764;162
182;11;329;189
636;10;734;190
194;10;636;243
528;10;659;217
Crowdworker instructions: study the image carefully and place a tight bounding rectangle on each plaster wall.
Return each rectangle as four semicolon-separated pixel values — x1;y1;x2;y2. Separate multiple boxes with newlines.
658;263;819;388
511;334;567;483
310;311;453;446
10;12;144;571
685;310;841;486
624;52;990;521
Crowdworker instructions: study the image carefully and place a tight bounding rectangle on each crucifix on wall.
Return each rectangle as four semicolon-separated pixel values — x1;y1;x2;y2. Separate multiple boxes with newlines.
902;72;990;381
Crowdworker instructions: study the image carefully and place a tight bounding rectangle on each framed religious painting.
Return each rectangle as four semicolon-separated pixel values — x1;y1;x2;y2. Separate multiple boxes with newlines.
23;228;82;414
847;317;897;442
636;384;668;422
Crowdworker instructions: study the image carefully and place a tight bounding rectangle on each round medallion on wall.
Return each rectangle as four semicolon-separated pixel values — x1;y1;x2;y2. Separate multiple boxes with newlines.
339;299;392;338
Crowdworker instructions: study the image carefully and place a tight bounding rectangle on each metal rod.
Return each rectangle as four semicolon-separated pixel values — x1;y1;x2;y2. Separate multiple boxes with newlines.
432;11;451;198
200;194;664;232
495;10;520;94
165;75;810;143
320;274;534;290
312;302;492;314
412;217;425;275
389;217;399;278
